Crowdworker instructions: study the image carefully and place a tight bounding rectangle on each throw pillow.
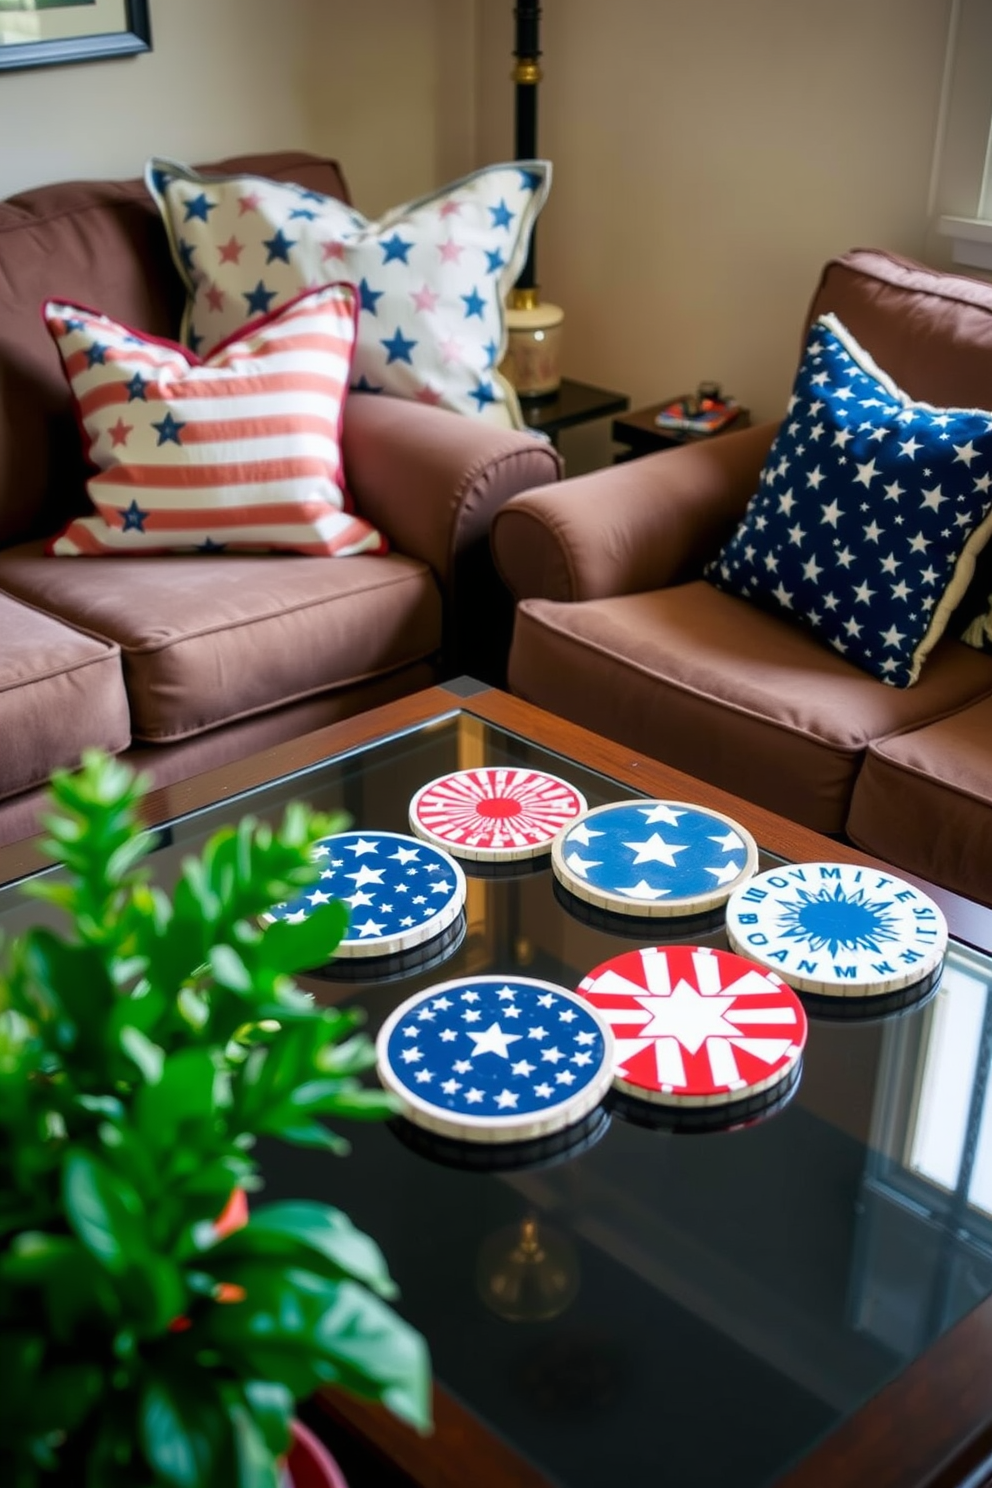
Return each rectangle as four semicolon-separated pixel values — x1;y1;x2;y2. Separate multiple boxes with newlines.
145;157;552;431
706;312;992;686
45;284;386;558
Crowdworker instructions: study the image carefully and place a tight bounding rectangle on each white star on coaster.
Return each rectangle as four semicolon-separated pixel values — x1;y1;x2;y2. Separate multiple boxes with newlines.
307;889;333;906
347;864;385;888
623;832;688;867
707;860;743;885
355;917;385;937
494;1088;519;1109
390;845;420;864
565;852;602;880
617;879;671;901
709;830;743;852
568;821;605;847
466;1021;523;1059
346;890;375;909
639;804;686;826
511;1059;536;1077
533;1082;554;1099
465;1088;485;1104
345;837;380;856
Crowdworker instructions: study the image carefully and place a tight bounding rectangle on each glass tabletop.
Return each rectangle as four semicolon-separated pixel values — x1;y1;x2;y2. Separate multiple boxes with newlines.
4;707;991;1488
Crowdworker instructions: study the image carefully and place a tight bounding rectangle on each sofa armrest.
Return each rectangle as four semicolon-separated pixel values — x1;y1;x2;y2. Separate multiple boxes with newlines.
342;392;562;683
492;419;778;603
342;393;562;588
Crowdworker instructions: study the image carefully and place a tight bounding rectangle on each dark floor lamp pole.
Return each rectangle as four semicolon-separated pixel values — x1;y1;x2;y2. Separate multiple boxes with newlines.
510;1;541;311
502;0;564;399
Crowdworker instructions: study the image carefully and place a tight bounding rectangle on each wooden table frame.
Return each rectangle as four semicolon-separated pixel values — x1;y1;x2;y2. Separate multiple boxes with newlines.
4;679;992;1488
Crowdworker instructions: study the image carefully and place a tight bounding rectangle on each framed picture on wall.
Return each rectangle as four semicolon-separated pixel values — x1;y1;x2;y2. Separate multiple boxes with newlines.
0;0;151;72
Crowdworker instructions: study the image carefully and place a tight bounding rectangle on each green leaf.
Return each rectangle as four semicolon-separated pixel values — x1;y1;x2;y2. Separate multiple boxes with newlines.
218;1201;399;1299
228;1400;280;1488
133;1047;219;1151
119;1026;164;1085
260;1119;349;1153
139;1376;225;1488
209;944;252;995
316;1280;432;1434
259;900;348;976
240;1380;293;1459
62;1149;146;1275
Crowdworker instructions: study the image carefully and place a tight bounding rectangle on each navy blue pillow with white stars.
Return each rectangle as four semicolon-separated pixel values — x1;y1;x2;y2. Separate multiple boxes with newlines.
706;312;992;686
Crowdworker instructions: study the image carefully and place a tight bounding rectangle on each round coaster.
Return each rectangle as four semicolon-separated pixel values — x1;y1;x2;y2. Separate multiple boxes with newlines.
552;799;758;918
724;861;948;997
264;830;466;960
409;767;587;863
376;975;614;1143
388;1105;611;1174
307;912;467;985
608;1057;802;1135
575;944;807;1109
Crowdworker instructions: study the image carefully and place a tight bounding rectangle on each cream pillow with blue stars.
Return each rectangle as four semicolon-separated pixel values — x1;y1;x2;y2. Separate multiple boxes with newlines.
146;158;551;430
706;313;992;686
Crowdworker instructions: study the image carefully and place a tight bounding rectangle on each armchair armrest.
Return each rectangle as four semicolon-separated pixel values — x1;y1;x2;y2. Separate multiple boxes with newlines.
342;393;562;589
342;393;562;682
492;419;777;603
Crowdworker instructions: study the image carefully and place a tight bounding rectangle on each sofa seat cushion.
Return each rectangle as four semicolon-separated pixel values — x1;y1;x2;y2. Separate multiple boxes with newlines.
847;699;992;906
0;592;130;800
507;582;992;835
0;543;441;743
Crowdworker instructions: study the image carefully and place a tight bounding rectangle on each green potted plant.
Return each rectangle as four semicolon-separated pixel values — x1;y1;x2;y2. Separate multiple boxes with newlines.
0;752;431;1488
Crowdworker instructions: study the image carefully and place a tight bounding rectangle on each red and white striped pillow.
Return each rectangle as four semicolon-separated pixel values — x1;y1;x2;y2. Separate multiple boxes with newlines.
44;283;386;557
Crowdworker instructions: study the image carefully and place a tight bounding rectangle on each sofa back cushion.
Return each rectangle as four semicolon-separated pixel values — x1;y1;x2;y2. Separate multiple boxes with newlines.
0;151;350;550
804;248;992;410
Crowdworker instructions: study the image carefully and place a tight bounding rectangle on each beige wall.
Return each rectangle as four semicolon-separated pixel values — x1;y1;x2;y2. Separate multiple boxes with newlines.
477;0;956;422
0;0;961;426
0;0;463;210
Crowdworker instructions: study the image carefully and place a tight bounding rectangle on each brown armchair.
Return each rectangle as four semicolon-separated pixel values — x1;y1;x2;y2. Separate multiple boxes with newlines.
491;249;992;904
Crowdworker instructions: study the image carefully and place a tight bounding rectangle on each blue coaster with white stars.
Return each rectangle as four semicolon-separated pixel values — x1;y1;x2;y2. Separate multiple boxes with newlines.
725;860;948;997
376;977;615;1143
706;311;992;687
264;831;466;960
552;799;758;919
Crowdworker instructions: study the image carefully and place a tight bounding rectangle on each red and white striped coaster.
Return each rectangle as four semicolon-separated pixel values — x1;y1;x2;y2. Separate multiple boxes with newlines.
575;944;807;1109
409;767;587;863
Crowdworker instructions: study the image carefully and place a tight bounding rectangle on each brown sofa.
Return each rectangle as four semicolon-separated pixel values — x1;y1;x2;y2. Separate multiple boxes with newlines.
492;249;992;906
0;150;560;848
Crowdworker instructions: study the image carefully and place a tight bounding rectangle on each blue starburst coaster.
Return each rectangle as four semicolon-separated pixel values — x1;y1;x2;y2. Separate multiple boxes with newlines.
264;830;466;960
724;861;948;997
376;976;615;1143
552;799;758;918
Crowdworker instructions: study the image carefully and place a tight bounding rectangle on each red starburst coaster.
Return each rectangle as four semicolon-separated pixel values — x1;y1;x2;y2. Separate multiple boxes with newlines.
409;767;588;862
575;944;807;1108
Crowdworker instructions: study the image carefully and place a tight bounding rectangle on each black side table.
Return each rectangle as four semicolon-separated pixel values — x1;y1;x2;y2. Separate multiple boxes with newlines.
612;400;750;460
520;377;629;448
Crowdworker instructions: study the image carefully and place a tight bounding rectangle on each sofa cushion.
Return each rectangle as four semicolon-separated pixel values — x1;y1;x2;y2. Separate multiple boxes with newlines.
0;592;130;801
0;543;441;743
847;698;992;907
45;284;384;557
0;150;351;550
507;582;992;835
707;313;992;688
146;157;551;430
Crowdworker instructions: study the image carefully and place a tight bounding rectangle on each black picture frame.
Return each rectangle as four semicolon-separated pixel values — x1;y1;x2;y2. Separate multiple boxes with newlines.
0;1;151;73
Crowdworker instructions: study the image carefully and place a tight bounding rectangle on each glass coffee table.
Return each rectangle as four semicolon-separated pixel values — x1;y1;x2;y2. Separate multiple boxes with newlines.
4;679;992;1488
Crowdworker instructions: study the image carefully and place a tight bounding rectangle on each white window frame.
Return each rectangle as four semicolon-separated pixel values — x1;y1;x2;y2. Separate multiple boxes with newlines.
933;0;992;270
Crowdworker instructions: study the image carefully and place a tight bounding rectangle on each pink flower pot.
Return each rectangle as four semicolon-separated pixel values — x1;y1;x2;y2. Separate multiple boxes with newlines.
287;1419;350;1488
